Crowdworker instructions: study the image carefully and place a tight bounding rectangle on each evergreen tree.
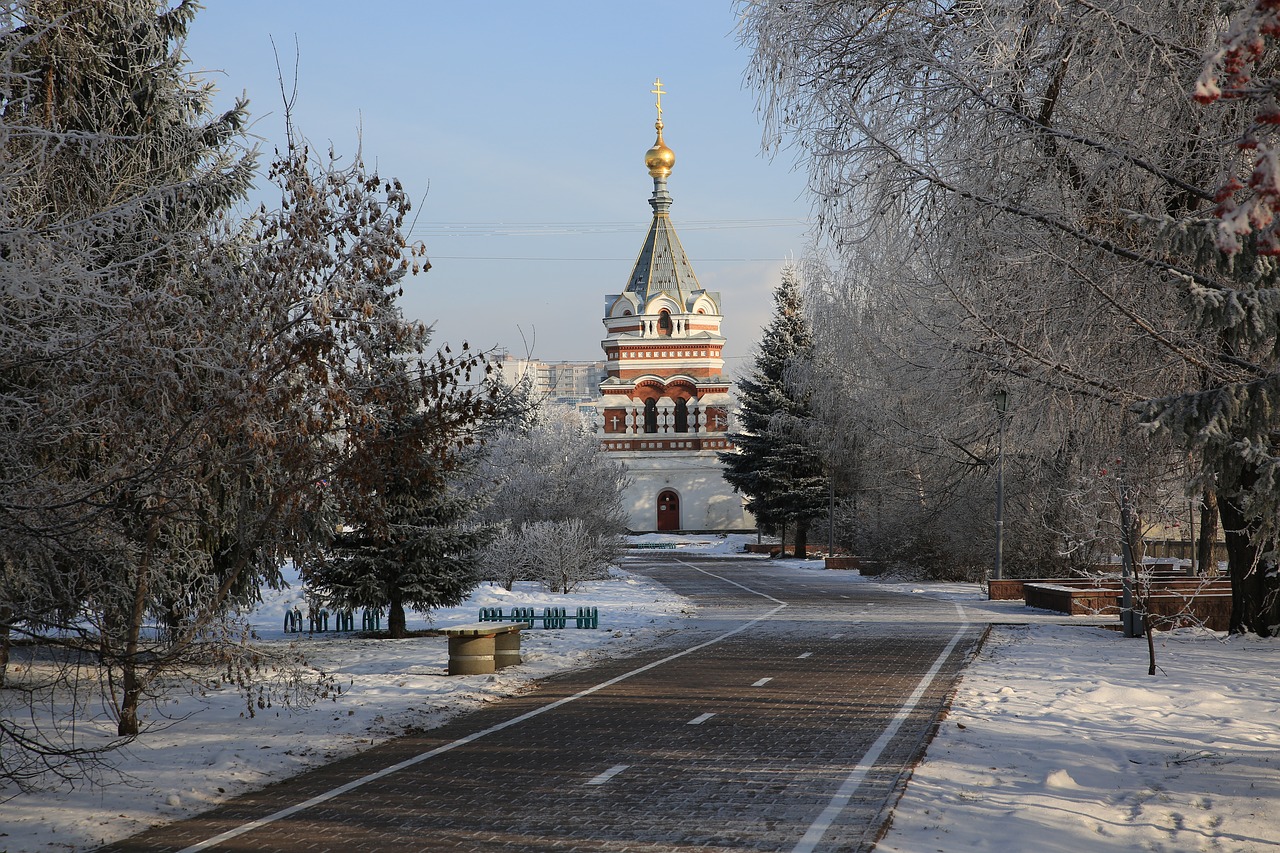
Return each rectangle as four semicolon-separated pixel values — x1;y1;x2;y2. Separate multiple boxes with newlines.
0;0;495;774
0;0;262;745
720;268;829;557
310;409;492;639
1148;8;1280;635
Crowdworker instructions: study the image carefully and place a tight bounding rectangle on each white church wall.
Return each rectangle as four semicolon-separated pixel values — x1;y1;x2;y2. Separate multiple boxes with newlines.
617;450;754;532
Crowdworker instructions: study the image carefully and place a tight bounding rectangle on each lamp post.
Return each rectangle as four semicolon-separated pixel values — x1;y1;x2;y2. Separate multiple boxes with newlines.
993;389;1008;581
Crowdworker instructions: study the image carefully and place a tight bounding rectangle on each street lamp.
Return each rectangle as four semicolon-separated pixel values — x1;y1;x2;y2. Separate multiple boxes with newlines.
993;389;1008;581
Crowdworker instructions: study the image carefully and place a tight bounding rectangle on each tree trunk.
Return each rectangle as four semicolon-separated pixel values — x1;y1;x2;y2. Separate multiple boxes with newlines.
1197;488;1219;575
118;520;160;738
793;519;809;559
118;583;149;738
1218;469;1280;636
1128;510;1147;567
388;595;407;639
118;592;149;736
0;605;11;686
118;662;142;737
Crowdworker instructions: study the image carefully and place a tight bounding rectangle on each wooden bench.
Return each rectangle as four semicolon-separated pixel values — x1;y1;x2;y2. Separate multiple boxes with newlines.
439;622;529;675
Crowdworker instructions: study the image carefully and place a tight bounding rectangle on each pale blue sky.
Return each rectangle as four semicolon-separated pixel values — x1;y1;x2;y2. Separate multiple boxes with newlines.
183;2;812;367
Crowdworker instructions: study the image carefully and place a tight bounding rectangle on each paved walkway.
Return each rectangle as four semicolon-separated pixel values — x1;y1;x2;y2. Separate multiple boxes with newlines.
101;555;983;852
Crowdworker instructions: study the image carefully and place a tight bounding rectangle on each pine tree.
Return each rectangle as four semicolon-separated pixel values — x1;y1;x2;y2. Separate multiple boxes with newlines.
0;0;260;743
720;268;829;557
310;410;492;640
1146;5;1280;635
0;0;495;770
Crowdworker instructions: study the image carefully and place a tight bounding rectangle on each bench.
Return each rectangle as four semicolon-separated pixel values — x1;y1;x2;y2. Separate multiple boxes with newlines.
439;622;529;675
478;606;599;629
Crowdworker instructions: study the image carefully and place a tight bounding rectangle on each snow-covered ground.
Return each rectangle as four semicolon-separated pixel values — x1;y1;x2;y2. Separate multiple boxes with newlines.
878;622;1280;852
4;537;1278;852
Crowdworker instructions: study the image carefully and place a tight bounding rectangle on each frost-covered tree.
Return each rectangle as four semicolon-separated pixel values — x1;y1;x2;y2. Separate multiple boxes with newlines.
737;2;1267;608
0;0;491;790
720;268;829;557
0;0;263;755
524;519;614;594
786;257;992;573
476;405;628;588
1138;0;1280;634
0;0;250;627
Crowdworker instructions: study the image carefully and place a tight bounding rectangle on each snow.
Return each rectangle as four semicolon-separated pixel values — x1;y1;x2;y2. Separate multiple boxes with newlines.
878;624;1280;853
4;536;1279;852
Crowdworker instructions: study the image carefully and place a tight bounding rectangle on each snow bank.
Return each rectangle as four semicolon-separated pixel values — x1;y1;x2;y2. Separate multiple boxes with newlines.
878;624;1280;852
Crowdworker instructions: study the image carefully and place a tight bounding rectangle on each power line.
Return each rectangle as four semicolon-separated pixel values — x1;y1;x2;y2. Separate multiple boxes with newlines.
409;218;809;239
427;255;795;262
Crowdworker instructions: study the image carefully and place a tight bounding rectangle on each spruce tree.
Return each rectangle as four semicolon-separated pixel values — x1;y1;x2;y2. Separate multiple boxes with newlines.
0;1;261;741
310;410;492;639
720;268;829;557
1143;7;1280;635
0;0;494;763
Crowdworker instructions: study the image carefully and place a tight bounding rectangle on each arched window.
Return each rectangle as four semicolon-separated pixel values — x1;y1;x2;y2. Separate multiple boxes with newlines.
657;310;673;336
674;398;689;433
643;398;658;433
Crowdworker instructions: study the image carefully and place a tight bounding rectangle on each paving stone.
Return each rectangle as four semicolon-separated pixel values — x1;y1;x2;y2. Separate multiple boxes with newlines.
100;556;980;852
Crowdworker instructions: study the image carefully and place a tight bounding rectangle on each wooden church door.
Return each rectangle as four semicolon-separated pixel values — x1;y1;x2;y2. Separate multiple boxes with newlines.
657;490;680;531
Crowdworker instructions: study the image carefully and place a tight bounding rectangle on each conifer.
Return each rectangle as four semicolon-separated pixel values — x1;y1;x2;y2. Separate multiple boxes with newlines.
720;268;829;557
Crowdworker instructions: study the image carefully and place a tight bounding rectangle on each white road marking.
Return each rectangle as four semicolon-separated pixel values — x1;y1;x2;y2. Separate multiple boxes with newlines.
752;677;773;687
173;562;789;853
792;601;972;853
798;651;813;659
586;764;629;786
678;561;788;607
830;633;846;640
688;713;715;725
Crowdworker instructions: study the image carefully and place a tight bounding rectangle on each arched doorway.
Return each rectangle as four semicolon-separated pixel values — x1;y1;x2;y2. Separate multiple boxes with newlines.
657;490;680;531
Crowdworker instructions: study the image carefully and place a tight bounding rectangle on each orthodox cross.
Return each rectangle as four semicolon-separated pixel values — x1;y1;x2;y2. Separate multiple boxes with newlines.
651;78;666;121
713;413;726;430
610;414;621;430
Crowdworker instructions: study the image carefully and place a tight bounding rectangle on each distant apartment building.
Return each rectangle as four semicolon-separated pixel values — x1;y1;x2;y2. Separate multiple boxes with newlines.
495;353;606;407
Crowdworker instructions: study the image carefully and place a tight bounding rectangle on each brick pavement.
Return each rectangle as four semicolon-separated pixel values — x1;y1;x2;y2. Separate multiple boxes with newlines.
100;555;982;853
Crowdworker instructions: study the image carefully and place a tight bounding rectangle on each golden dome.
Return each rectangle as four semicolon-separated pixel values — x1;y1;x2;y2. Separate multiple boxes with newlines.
645;120;675;178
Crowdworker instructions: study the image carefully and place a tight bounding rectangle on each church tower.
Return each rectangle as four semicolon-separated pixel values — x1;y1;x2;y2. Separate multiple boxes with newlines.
596;80;752;532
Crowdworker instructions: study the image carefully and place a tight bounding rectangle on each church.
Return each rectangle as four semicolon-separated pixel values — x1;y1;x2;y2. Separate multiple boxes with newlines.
594;81;753;533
